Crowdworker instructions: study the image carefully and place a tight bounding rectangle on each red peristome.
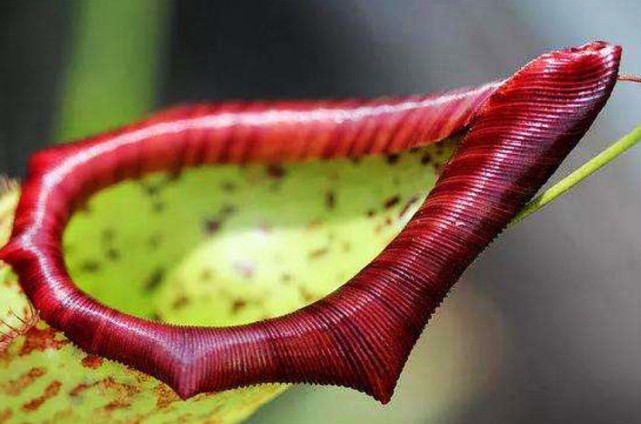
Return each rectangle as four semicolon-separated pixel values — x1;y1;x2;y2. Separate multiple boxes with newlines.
0;42;620;402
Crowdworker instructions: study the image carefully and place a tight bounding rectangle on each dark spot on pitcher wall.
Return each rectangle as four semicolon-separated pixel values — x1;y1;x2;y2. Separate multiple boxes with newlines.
152;201;166;213
420;152;432;165
79;260;101;274
221;181;236;192
220;204;237;217
266;164;286;179
140;181;162;197
386;154;400;165
105;248;120;262
200;268;214;282
399;195;419;218
374;217;394;234
143;268;165;292
325;191;336;210
101;228;120;261
165;168;183;183
203;218;222;235
305;218;323;230
281;273;293;284
308;247;329;259
171;295;189;311
102;228;115;244
148;233;163;249
231;299;247;314
383;195;401;209
298;287;316;303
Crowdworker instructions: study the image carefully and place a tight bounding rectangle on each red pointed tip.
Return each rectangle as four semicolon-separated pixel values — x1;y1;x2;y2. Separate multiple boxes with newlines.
166;354;203;400
546;40;621;64
567;40;620;54
174;385;196;401
373;389;393;405
361;367;402;405
574;40;613;52
0;239;28;266
0;242;16;263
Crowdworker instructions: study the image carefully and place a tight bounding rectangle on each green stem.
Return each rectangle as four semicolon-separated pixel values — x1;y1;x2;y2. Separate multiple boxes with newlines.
511;125;641;226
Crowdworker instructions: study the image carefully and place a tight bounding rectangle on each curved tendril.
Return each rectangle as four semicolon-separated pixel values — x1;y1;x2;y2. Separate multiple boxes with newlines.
618;74;641;84
513;125;641;225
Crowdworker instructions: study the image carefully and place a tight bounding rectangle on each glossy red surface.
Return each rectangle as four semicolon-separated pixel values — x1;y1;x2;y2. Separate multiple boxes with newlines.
0;42;620;402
